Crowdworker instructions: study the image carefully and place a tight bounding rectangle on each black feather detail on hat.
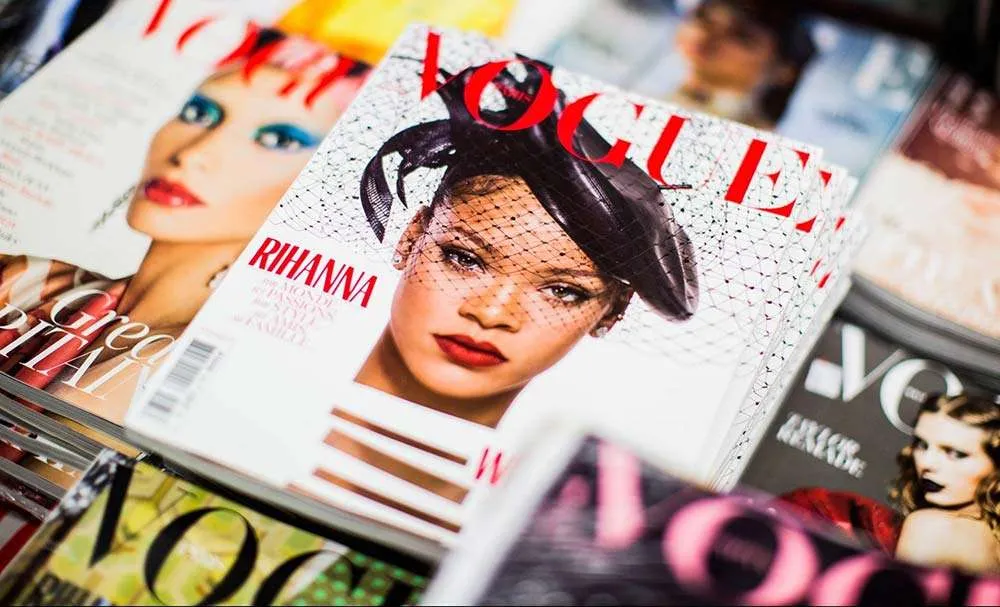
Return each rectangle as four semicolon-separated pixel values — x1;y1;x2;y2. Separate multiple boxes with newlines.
360;58;699;321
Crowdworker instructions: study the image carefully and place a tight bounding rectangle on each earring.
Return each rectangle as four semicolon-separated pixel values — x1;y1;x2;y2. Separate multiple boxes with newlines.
594;326;609;339
208;265;229;290
392;253;403;265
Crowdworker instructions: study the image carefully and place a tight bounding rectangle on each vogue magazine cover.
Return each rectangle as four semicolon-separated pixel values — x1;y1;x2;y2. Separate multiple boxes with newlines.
424;432;1000;605
0;451;430;606
544;0;935;178
853;70;1000;342
127;24;848;545
741;319;1000;576
0;0;372;435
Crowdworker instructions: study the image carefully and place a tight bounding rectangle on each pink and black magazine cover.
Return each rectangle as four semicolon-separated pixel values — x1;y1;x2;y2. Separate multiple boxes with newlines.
424;432;1000;606
126;23;850;547
740;318;1000;576
0;0;370;455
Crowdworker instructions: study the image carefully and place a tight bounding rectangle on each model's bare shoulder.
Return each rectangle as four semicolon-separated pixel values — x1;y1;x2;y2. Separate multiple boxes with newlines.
897;509;1000;574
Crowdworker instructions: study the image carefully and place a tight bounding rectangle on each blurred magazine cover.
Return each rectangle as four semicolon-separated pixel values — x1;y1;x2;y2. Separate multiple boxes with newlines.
424;429;1000;605
544;0;935;178
0;0;370;445
276;0;519;65
0;451;430;605
0;504;38;575
853;70;1000;342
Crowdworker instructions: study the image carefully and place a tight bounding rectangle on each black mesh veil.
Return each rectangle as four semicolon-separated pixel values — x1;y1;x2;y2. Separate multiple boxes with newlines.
358;59;700;322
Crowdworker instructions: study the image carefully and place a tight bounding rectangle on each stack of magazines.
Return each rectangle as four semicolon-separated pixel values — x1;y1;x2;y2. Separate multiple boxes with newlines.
1;0;1000;605
0;0;864;558
8;423;1000;606
0;0;521;531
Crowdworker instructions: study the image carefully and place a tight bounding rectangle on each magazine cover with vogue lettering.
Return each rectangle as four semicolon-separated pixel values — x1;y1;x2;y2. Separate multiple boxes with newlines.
0;450;431;605
424;431;1000;605
127;24;852;545
741;319;1000;575
0;0;373;446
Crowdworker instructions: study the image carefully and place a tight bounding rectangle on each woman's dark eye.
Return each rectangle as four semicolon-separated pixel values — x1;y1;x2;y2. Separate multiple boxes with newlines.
913;439;928;451
442;246;484;272
945;448;969;460
178;94;222;128
542;284;590;304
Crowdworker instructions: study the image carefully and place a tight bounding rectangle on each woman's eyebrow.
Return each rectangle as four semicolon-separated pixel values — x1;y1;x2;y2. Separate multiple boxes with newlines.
443;224;604;279
533;264;604;280
447;225;495;253
914;434;969;452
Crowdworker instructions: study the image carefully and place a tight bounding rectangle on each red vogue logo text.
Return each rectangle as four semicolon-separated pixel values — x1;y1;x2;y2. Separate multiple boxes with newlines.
418;31;820;227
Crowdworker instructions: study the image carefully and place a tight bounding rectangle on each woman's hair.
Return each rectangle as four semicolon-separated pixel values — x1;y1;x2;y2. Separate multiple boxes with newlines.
359;59;700;322
693;0;816;124
890;393;1000;538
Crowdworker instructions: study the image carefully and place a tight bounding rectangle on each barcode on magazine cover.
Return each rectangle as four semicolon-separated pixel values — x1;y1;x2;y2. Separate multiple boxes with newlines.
145;339;219;420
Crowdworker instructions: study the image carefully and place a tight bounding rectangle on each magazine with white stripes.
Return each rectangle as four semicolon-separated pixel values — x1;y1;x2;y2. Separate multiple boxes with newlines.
127;24;859;547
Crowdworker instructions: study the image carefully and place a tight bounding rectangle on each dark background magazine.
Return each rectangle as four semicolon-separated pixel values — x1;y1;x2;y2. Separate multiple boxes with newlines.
741;319;999;568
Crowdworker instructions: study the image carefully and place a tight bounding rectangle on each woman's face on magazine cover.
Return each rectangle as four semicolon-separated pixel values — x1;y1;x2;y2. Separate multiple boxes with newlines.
388;176;625;400
911;411;994;508
675;2;785;92
128;65;360;243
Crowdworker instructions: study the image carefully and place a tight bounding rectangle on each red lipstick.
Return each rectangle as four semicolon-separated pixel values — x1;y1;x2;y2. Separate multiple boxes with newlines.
433;334;507;368
142;178;205;208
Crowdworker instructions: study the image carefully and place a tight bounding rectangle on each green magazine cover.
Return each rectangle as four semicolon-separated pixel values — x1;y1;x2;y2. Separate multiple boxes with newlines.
0;451;429;605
